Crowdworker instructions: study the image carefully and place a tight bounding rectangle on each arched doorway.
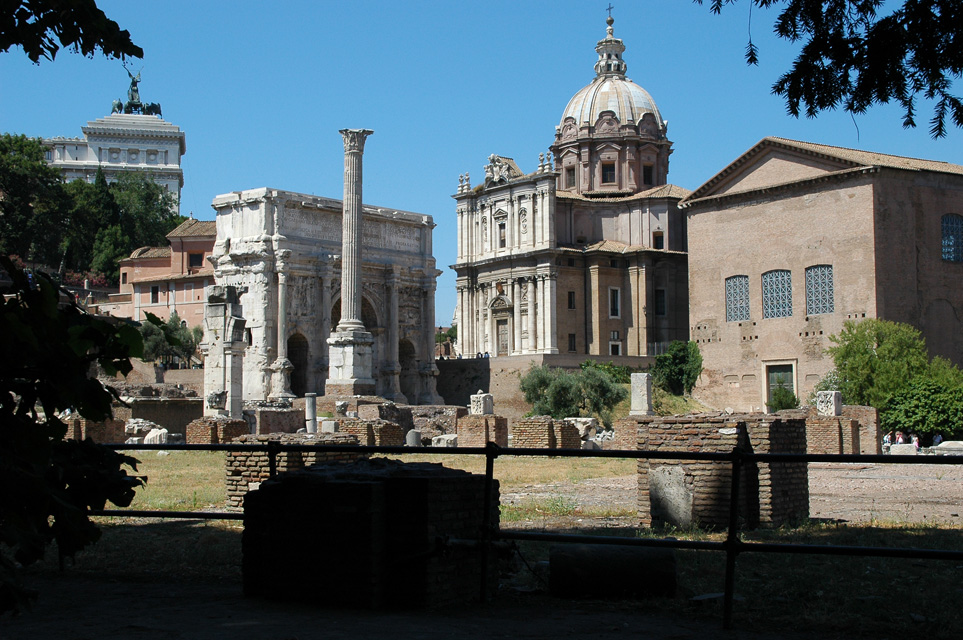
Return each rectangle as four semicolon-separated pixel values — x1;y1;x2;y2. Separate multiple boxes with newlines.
331;297;380;330
288;333;308;397
398;338;418;403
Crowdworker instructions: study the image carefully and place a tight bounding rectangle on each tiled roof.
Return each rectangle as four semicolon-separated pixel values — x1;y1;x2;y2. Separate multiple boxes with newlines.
766;137;963;175
128;246;171;259
167;218;216;238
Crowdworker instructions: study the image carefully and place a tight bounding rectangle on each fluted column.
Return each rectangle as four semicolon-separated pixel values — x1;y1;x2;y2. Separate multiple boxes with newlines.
384;269;405;402
269;250;294;399
337;128;372;331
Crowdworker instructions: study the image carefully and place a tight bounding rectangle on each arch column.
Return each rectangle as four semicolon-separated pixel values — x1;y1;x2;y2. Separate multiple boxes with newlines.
526;277;536;353
512;278;522;355
384;269;406;402
269;251;295;400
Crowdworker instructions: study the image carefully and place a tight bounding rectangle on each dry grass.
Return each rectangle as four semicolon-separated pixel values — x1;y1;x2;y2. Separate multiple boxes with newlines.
122;450;226;511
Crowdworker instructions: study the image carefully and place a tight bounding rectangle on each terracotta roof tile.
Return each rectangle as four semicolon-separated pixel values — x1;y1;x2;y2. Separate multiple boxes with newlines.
167;218;216;238
128;246;171;259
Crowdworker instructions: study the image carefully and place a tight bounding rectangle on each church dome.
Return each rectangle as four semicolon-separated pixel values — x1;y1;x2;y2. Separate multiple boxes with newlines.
559;16;664;129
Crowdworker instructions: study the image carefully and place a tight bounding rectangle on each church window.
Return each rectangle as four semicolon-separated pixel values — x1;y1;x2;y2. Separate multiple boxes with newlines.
652;231;664;249
643;165;653;185
566;166;576;189
942;213;963;262
725;275;750;322
805;265;834;315
121;272;127;285
498;222;506;248
189;252;204;269
609;287;620;318
655;289;666;316
762;270;792;318
568;334;577;352
568;291;576;309
601;163;616;184
150;285;159;304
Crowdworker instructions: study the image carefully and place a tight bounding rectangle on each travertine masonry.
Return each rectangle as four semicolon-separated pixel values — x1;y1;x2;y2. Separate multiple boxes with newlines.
225;432;363;509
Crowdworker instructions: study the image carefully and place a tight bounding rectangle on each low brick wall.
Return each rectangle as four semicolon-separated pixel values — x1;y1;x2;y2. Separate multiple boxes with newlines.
609;419;640;451
338;419;405;446
63;418;126;443
509;415;581;449
243;458;498;608
456;414;508;447
806;416;860;454
186;416;249;445
225;432;363;509
635;414;808;530
511;416;555;448
844;405;881;454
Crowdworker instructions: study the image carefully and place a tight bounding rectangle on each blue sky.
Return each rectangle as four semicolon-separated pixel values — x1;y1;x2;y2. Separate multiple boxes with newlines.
2;0;960;325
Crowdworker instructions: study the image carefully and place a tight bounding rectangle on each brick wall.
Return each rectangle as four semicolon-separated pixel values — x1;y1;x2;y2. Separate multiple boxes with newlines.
553;420;581;449
844;405;881;454
63;418;126;443
455;415;508;447
511;416;555;448
806;417;860;454
337;419;405;447
242;458;498;608
610;417;641;450
636;414;808;530
185;416;249;444
225;432;363;509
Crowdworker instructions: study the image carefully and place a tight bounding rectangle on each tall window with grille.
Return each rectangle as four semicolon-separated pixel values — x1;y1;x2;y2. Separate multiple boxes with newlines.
942;213;963;262
725;275;750;322
805;265;834;315
762;270;792;318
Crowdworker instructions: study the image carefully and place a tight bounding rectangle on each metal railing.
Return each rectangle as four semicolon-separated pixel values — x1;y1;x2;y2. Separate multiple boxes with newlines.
95;441;963;629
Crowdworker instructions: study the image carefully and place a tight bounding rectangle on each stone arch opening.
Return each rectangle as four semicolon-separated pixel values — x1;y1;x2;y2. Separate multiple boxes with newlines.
331;296;380;330
288;333;309;397
398;338;418;403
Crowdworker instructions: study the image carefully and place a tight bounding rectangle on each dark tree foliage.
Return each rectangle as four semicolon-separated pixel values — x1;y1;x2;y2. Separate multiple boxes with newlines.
767;386;799;412
520;364;628;425
699;0;963;137
0;133;68;266
651;341;703;396
138;312;202;365
0;0;143;62
0;258;143;614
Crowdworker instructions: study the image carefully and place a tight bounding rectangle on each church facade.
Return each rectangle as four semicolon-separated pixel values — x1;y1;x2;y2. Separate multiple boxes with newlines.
207;188;442;405
452;17;689;359
683;137;963;412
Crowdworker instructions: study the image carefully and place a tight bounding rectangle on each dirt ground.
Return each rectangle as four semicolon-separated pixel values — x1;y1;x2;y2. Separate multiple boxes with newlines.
4;462;961;640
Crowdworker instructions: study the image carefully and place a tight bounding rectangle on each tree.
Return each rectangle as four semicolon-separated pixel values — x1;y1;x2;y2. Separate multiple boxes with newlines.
699;0;963;137
519;363;628;425
0;258;143;614
826;318;929;408
0;0;142;63
884;375;963;439
138;312;202;366
767;386;799;412
59;169;119;276
0;133;67;266
650;341;703;396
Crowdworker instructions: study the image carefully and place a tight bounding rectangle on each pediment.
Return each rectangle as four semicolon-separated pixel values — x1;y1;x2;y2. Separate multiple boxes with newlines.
688;139;862;201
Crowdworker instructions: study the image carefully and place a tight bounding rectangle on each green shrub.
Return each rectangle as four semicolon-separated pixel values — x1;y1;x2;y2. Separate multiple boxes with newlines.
767;387;799;412
651;341;703;395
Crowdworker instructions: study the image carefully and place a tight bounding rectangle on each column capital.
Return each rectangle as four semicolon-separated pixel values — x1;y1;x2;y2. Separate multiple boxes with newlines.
339;128;374;153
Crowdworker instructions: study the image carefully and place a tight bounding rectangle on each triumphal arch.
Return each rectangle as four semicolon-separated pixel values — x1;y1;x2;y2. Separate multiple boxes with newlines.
206;179;442;405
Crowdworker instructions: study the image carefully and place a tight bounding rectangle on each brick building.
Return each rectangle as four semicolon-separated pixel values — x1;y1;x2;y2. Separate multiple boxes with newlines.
452;16;689;361
683;137;963;412
97;217;215;327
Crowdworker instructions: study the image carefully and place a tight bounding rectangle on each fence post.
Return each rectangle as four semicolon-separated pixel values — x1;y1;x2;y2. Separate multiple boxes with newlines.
479;441;498;602
723;447;743;629
267;440;280;478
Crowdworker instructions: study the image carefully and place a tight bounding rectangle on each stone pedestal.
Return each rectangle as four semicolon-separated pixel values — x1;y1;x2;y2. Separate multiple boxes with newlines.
816;391;842;416
629;373;655;416
325;329;376;396
469;390;494;415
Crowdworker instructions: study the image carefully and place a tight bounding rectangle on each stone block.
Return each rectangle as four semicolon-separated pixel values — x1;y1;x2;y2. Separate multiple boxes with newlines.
405;429;422;447
321;420;339;433
469;390;494;415
816;391;842;416
432;434;458;447
629;373;654;416
889;443;918;455
144;428;169;444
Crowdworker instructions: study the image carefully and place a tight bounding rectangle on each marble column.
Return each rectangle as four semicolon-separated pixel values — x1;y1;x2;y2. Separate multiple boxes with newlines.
526;277;536;353
269;250;294;400
325;129;376;397
512;278;522;355
384;269;405;402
